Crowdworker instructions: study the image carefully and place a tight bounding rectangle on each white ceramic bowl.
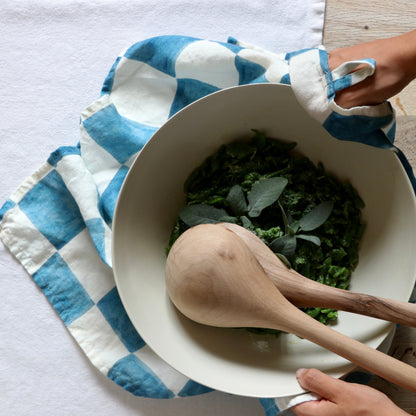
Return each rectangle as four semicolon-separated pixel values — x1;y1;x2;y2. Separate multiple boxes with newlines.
112;84;416;398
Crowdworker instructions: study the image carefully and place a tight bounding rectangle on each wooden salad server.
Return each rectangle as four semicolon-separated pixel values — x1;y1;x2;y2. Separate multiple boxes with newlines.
165;224;416;393
218;222;416;327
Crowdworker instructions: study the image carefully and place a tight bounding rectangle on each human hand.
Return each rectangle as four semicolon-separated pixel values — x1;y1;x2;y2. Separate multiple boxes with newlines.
327;30;416;108
291;368;409;416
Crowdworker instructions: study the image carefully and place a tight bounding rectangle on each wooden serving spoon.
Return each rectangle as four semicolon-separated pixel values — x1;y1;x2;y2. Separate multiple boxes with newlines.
218;222;416;327
165;223;416;393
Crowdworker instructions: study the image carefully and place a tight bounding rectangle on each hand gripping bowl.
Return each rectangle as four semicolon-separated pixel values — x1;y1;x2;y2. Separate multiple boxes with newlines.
112;84;416;398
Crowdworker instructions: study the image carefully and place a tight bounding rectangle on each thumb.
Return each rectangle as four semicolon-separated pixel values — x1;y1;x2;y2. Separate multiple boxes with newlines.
296;368;346;402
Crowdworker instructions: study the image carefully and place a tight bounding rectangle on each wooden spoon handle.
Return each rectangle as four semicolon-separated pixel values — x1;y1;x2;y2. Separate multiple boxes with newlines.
279;307;416;393
270;271;416;327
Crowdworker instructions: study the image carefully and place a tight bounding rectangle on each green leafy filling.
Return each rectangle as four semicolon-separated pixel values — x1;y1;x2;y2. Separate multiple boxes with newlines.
168;131;365;335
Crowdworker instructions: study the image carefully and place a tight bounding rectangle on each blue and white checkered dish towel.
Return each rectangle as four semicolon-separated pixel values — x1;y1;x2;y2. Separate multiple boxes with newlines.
1;35;415;415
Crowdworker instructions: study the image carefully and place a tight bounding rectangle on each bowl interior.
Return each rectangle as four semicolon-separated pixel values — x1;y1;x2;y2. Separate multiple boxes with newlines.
112;84;416;398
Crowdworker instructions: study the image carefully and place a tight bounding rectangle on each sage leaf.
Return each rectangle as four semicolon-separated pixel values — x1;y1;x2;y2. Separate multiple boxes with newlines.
298;201;334;232
278;201;290;234
218;215;238;224
226;184;248;216
179;204;228;227
297;234;321;246
269;234;297;258
276;252;292;268
240;215;254;229
289;223;299;234
247;177;288;218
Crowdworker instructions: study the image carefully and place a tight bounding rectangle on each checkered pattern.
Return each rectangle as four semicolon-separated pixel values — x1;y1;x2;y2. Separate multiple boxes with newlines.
1;35;415;413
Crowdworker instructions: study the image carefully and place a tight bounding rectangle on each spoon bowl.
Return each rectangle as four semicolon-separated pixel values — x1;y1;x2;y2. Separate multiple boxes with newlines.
166;223;416;393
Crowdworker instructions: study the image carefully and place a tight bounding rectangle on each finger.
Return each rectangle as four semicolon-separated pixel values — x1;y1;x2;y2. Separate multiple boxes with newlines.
292;399;339;416
295;368;347;402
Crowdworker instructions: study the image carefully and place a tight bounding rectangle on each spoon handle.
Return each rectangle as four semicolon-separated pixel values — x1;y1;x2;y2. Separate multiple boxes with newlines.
282;307;416;393
270;270;416;327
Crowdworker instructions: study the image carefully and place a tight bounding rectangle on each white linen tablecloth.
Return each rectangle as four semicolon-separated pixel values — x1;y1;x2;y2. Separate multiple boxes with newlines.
0;1;325;415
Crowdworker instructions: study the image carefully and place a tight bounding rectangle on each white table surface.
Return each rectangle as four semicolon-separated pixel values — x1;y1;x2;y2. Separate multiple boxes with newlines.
0;1;324;414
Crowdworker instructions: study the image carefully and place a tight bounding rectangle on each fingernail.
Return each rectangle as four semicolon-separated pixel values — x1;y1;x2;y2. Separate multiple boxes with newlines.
296;368;307;379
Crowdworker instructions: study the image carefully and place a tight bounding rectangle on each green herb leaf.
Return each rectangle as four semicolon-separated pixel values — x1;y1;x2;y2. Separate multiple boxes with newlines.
297;234;321;246
240;215;254;229
298;201;334;232
247;177;288;218
278;201;290;234
226;141;255;159
218;215;238;224
269;234;297;258
179;204;229;227
226;184;248;216
278;204;298;235
276;252;292;268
